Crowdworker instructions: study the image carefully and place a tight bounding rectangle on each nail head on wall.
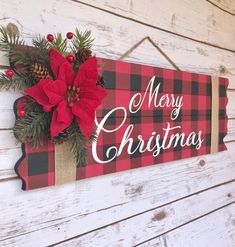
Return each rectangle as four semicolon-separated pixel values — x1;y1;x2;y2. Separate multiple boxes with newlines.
6;23;20;36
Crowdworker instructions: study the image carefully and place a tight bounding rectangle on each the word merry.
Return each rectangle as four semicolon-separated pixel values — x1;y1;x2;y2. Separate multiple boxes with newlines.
129;76;183;120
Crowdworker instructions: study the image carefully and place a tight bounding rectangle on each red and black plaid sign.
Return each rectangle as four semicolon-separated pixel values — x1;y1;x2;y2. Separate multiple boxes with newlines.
14;58;228;190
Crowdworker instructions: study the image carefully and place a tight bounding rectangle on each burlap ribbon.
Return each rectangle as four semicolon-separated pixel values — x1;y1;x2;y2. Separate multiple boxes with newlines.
210;76;219;153
55;142;77;185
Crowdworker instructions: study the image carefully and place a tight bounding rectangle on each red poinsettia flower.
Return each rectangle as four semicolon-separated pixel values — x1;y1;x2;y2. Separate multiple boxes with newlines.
25;48;107;138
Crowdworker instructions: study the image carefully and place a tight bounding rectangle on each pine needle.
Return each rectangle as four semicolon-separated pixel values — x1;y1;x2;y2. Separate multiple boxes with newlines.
32;36;50;66
0;72;37;90
67;120;88;167
0;26;25;53
70;29;94;54
14;109;50;147
50;33;67;55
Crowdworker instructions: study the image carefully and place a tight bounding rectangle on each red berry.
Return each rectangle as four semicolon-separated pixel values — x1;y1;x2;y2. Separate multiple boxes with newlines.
5;69;14;78
66;55;75;63
47;34;54;42
66;32;73;39
17;108;26;118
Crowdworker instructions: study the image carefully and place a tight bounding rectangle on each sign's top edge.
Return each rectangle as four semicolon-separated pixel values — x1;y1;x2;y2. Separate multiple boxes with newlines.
97;57;229;82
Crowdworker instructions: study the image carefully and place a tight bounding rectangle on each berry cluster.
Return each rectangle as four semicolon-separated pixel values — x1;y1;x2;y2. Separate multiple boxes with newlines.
47;32;75;63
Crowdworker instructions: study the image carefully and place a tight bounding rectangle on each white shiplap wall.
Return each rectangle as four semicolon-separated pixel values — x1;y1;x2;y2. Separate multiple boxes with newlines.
0;0;235;246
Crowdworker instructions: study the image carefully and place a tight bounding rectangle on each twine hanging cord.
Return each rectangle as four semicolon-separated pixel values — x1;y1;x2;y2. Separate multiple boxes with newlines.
119;36;180;71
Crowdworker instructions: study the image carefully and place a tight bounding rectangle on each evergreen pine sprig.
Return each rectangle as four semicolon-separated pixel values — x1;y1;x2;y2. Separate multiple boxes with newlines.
67;121;97;167
70;29;94;54
0;26;35;68
0;27;51;90
0;73;24;90
67;120;88;167
11;47;36;68
50;33;67;55
14;109;51;147
32;36;50;67
0;26;25;53
0;71;37;90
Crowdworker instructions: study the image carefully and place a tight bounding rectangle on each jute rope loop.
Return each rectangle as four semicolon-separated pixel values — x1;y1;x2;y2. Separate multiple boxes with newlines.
119;36;181;71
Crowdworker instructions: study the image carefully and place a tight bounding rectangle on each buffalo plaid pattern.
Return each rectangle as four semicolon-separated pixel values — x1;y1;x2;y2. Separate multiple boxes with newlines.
14;58;228;190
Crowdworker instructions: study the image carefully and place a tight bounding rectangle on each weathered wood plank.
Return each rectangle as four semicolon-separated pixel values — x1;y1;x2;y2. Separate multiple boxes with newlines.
0;52;8;66
0;148;21;180
140;238;163;247
0;130;20;149
139;237;165;247
0;142;234;246
0;90;22;129
163;203;235;247
227;90;235;117
51;181;235;247
140;204;235;247
141;202;235;247
76;0;235;51
224;119;235;142
210;0;235;14
228;79;235;90
0;0;235;88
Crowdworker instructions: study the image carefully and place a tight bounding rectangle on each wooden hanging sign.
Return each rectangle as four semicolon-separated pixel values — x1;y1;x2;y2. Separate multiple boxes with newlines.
15;58;228;190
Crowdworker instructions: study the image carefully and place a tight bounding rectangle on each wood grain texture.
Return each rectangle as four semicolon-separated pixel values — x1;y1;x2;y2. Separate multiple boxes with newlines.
0;148;21;180
53;182;235;246
163;203;235;247
225;119;235;142
227;90;235;117
0;142;235;246
209;0;235;14
141;202;235;247
0;0;234;246
0;0;235;87
76;0;235;51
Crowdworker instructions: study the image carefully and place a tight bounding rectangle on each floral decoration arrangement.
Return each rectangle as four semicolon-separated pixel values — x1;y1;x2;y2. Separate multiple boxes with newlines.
0;25;107;165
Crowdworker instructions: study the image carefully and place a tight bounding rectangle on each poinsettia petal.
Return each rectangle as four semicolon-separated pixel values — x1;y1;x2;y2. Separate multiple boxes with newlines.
58;62;75;86
50;48;68;78
79;85;107;108
24;79;53;112
43;79;67;106
94;85;108;101
50;101;73;137
73;56;98;88
72;100;95;122
72;101;95;137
